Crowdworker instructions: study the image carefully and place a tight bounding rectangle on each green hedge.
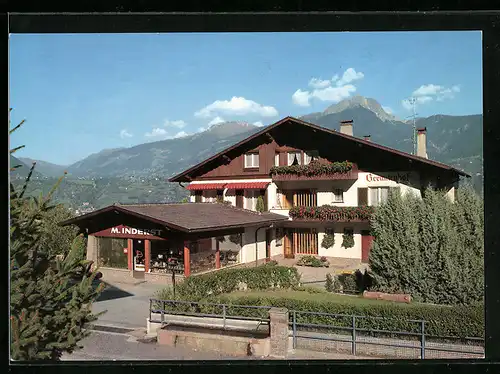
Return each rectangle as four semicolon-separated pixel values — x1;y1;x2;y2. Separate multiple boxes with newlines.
155;263;301;303
206;294;484;339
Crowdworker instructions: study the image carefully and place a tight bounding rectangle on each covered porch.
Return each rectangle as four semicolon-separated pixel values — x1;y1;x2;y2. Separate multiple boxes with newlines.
59;202;287;284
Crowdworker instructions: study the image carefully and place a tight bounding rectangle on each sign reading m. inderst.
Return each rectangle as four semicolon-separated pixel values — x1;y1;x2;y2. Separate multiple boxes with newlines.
92;224;166;240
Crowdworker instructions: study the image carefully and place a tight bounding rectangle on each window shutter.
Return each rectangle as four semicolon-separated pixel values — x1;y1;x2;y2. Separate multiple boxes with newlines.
358;187;368;206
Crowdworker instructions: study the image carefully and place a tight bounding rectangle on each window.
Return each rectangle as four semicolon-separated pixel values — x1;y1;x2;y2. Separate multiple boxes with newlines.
216;189;224;202
333;188;344;203
274;152;280;166
245;190;259;211
204;190;217;203
369;187;390;206
287;151;302;166
194;190;203;203
244;152;259;168
304;150;319;165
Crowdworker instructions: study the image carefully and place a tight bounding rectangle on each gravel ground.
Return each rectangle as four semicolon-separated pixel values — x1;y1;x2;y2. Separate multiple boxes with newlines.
61;331;376;361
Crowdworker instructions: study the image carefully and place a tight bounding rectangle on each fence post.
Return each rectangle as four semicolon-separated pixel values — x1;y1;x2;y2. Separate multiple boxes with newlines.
292;311;297;349
420;320;426;359
223;304;226;329
352;315;357;356
149;299;152;322
161;300;165;325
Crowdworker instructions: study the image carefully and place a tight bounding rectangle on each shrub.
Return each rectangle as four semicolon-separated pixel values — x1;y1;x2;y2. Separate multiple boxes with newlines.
325;273;342;293
296;255;328;268
209;294;484;340
321;232;335;249
338;273;358;293
354;269;373;293
369;187;484;305
289;205;375;221
155;264;301;303
256;196;265;213
341;229;355;249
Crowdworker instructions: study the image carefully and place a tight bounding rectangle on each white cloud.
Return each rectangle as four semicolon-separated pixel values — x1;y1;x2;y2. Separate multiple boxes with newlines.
335;68;364;87
311;84;356;103
164;119;186;129
208;116;225;126
292;68;364;107
253;121;264;127
412;84;443;97
382;106;394;114
144;128;168;138
292;89;312;107
120;129;133;139
195;97;279;118
403;84;461;110
197;127;207;133
308;78;331;89
172;131;188;139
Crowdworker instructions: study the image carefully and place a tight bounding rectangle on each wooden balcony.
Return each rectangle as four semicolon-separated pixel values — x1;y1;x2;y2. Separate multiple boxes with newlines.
270;160;358;182
289;205;375;222
272;169;358;182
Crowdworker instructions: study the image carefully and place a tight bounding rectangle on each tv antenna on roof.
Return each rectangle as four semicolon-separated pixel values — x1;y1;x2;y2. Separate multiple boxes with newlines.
405;97;418;155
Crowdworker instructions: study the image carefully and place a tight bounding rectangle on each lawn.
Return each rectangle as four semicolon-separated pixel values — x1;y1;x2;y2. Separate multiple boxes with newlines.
224;289;405;307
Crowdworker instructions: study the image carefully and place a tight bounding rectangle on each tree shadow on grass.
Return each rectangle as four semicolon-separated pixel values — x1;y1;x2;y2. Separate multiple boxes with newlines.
95;280;134;302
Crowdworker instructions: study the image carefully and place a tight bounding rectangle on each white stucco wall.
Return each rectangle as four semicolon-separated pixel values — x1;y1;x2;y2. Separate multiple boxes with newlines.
316;223;370;259
240;226;267;263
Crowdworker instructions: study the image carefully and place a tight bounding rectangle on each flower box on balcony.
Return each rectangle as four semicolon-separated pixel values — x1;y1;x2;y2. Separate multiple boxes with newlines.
289;205;375;222
270;160;357;181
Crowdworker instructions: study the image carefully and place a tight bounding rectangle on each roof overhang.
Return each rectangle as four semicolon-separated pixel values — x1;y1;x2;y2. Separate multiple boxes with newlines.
59;203;288;235
168;116;470;182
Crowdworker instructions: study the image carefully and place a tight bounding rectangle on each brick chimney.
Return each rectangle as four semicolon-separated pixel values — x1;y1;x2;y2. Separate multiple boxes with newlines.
417;127;428;159
340;120;353;136
364;135;371;141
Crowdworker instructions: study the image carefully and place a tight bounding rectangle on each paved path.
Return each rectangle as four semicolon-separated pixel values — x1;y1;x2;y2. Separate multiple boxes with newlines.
93;281;165;328
62;330;375;361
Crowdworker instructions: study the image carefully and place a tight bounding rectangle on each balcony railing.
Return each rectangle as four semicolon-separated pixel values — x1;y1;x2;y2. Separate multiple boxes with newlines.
270;160;358;181
289;205;375;222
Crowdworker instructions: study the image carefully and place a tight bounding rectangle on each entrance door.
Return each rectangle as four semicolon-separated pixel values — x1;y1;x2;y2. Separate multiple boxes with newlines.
283;230;294;258
133;239;145;272
361;230;374;263
265;229;272;260
236;190;244;208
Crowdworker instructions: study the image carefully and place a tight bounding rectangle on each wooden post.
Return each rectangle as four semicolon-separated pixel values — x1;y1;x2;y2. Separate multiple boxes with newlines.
145;239;151;272
127;239;133;270
215;239;221;269
183;241;191;277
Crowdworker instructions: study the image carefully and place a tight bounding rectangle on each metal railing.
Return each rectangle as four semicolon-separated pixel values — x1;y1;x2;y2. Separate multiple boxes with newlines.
149;298;271;330
290;310;484;359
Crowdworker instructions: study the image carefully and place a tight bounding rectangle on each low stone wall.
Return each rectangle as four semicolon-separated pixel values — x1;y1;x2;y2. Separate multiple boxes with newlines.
158;324;270;357
144;272;185;285
99;267;136;284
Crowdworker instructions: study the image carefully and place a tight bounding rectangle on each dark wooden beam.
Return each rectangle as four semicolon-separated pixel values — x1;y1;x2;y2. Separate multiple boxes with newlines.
264;132;274;143
222;155;232;164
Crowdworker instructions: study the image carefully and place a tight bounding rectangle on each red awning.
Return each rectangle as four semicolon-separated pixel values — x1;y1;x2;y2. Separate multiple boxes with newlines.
225;182;270;190
186;183;226;191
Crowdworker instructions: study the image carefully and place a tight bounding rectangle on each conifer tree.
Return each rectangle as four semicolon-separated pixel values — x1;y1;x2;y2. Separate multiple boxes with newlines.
10;112;104;360
368;187;484;305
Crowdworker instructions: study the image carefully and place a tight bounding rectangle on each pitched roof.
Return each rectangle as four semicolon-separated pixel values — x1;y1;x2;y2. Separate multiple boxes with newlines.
168;116;470;182
59;203;288;233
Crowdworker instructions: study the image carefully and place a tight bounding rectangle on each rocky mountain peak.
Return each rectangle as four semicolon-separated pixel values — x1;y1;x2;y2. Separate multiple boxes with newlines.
323;95;398;122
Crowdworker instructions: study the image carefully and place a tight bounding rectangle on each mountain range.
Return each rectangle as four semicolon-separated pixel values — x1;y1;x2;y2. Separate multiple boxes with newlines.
13;95;483;200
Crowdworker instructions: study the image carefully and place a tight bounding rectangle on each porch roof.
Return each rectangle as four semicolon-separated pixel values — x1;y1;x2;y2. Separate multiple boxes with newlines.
59;202;288;234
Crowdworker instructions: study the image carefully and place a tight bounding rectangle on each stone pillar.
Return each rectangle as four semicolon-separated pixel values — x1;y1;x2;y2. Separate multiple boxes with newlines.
127;239;133;270
269;307;289;358
215;238;220;269
184;241;191;277
145;239;151;272
86;235;98;262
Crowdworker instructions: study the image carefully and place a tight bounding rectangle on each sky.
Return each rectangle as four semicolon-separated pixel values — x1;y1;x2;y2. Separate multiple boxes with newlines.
9;31;482;165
